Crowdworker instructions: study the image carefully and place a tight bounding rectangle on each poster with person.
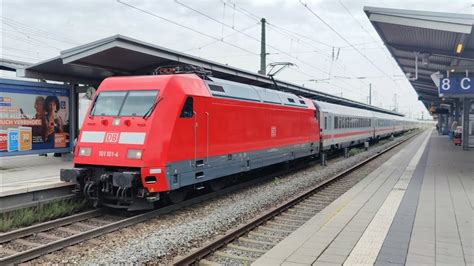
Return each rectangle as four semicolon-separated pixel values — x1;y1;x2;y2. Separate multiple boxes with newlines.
0;80;71;156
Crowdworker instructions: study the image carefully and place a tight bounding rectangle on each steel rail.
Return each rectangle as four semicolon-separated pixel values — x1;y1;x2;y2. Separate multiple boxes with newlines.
0;131;420;265
0;209;103;244
0;154;317;265
173;131;420;265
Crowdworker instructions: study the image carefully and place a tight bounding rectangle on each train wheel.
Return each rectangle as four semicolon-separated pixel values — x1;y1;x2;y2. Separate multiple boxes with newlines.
209;177;227;192
168;188;188;204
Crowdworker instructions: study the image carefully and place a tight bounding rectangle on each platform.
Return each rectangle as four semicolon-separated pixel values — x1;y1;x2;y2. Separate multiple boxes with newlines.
0;155;74;212
253;129;473;265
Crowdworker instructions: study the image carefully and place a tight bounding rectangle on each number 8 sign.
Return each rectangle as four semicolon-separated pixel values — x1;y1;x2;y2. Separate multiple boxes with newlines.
441;78;450;91
439;77;473;97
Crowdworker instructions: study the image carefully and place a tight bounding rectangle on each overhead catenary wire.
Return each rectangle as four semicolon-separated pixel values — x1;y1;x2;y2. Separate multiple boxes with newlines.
184;23;259;52
0;16;79;45
222;0;378;96
337;0;394;79
173;0;333;77
337;1;379;41
299;1;396;82
117;0;374;103
224;0;334;49
1;28;63;51
207;0;396;104
116;0;258;55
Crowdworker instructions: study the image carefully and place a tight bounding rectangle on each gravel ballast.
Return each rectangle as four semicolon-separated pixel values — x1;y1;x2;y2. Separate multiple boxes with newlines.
29;133;418;264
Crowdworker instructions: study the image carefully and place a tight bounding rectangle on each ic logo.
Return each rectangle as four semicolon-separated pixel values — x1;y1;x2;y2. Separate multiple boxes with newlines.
105;132;120;143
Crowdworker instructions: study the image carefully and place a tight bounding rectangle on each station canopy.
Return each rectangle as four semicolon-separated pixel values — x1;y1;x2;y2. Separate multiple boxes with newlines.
18;34;402;116
365;6;474;110
0;58;31;72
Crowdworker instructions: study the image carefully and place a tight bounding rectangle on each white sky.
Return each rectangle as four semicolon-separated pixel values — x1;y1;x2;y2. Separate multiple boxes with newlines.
1;0;473;119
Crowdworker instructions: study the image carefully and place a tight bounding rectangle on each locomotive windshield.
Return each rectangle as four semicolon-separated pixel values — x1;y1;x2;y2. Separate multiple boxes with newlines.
91;90;159;116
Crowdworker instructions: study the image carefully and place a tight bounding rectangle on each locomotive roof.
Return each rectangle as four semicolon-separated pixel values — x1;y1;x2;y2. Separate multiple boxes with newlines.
205;77;310;108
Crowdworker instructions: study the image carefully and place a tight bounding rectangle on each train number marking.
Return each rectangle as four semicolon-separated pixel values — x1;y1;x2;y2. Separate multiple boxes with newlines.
98;151;119;158
105;132;120;143
271;126;277;138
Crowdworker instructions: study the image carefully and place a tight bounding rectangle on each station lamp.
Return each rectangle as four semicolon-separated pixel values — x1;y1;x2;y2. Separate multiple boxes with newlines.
456;43;464;54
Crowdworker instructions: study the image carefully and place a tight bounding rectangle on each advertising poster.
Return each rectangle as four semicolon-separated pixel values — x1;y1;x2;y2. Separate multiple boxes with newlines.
0;80;71;156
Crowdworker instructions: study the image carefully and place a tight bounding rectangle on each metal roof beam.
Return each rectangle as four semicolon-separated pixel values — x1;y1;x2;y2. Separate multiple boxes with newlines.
365;7;473;33
413;87;439;95
389;44;474;62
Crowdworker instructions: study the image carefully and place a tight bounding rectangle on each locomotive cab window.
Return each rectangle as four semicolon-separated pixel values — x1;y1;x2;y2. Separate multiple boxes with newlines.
91;91;126;116
90;90;159;117
180;97;194;118
120;90;159;116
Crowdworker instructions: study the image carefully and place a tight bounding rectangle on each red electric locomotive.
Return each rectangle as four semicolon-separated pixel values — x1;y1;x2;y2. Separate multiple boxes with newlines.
61;69;320;210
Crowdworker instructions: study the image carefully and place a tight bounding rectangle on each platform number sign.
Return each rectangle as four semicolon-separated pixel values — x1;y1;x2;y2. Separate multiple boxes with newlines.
439;77;474;97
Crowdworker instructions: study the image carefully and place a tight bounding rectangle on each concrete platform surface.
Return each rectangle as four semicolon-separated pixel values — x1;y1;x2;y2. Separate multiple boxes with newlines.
0;155;72;197
253;130;473;266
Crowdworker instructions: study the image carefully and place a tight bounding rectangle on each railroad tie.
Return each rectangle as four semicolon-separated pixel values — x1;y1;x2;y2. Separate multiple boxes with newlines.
274;216;304;224
303;198;322;204
238;237;274;246
292;205;317;213
227;243;267;254
74;222;97;230
266;221;300;230
56;227;82;235
87;218;112;225
13;238;41;248
0;246;17;255
258;225;292;234
298;202;322;208
248;231;282;241
214;251;255;262
287;209;314;217
36;232;62;241
198;258;222;266
279;212;310;220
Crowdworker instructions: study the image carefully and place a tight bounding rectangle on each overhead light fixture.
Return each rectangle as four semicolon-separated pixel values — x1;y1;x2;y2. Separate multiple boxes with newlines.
450;69;455;73
421;53;430;65
456;43;464;54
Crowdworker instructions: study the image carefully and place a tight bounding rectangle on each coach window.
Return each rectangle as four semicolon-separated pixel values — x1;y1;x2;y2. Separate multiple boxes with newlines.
180;97;194;118
324;117;328;130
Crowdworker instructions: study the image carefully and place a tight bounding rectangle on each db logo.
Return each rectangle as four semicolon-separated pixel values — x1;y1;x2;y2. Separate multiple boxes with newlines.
105;132;120;143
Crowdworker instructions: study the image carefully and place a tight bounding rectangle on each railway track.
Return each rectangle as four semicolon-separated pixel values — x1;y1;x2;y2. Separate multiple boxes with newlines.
173;131;419;265
0;132;419;265
0;209;150;264
0;156;317;265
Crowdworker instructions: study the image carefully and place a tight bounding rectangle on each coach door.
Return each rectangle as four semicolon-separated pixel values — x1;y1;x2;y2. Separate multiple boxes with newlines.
193;104;209;170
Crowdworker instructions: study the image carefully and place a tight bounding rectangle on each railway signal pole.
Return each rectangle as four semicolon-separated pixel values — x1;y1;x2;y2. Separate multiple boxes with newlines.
259;18;266;75
369;83;372;105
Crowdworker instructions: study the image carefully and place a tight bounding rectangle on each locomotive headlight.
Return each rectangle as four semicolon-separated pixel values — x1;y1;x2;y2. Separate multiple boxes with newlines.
127;149;142;159
78;147;91;157
112;118;121;126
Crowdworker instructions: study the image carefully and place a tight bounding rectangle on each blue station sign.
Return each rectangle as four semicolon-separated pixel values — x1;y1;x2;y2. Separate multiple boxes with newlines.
439;76;474;98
